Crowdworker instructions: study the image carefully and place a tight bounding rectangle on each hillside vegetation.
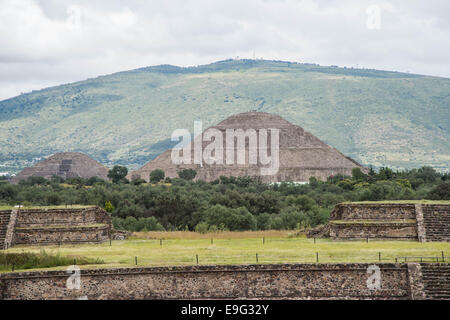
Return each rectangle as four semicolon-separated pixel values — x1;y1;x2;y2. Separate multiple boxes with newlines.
0;59;449;173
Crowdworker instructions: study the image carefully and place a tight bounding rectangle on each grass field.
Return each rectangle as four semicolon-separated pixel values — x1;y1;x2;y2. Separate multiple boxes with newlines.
4;231;449;273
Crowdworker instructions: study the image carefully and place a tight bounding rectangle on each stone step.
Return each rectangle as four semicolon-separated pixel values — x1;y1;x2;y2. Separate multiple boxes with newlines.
423;282;450;286
425;292;450;296
423;273;450;276
426;236;450;238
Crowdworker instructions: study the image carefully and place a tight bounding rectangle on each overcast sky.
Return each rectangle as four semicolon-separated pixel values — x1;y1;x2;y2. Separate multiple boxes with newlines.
0;0;449;100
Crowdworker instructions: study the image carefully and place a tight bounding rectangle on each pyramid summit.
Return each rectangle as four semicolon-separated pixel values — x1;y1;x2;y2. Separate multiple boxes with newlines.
12;152;110;183
130;111;367;182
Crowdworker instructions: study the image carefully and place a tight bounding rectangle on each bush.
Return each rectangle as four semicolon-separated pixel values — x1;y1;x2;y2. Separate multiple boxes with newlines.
427;182;450;200
105;201;115;213
112;216;165;232
194;222;210;234
150;169;165;183
108;166;128;183
203;205;257;231
178;169;197;180
256;213;272;230
351;168;366;181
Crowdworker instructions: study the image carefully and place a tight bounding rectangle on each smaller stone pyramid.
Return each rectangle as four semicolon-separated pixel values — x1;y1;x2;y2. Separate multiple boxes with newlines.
12;152;109;183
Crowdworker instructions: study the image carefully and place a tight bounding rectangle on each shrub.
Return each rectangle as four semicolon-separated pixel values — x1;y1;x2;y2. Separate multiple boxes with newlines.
105;201;115;213
203;205;257;231
178;169;197;180
427;182;450;200
112;216;164;232
150;169;165;183
108;166;128;183
194;222;209;234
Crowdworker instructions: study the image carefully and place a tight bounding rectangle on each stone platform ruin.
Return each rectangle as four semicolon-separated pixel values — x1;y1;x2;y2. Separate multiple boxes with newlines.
309;202;450;242
1;206;116;249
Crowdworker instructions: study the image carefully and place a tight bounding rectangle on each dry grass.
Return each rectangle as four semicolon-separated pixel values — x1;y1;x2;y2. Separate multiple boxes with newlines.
132;230;296;240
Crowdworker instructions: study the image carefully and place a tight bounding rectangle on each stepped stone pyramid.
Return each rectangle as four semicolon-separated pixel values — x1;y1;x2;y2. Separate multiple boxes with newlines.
12;152;109;183
130;112;367;182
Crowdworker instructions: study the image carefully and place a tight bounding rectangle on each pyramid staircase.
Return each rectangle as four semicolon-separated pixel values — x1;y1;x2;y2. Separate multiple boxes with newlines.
421;264;450;300
422;205;450;242
0;211;11;250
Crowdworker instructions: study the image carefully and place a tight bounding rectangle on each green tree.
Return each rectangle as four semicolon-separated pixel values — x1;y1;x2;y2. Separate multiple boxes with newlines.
378;167;394;180
150;169;165;183
178;169;197;180
108;166;128;183
203;205;257;231
352;168;366;181
427;182;450;200
105;201;115;213
309;177;319;188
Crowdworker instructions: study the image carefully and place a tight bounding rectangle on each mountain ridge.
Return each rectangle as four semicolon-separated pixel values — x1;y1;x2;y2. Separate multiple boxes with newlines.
0;59;449;173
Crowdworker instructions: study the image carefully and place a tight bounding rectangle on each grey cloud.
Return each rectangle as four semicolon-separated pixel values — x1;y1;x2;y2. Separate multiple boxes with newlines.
0;0;449;100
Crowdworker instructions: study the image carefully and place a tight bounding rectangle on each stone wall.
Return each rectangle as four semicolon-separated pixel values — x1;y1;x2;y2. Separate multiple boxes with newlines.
329;222;418;240
0;263;418;300
312;203;449;241
14;225;110;245
8;206;113;247
15;207;111;228
331;204;417;220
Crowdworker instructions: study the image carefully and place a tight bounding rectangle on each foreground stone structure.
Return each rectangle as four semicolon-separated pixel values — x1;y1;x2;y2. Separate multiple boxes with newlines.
309;203;450;242
12;152;109;184
1;206;113;248
0;263;448;300
130;112;367;183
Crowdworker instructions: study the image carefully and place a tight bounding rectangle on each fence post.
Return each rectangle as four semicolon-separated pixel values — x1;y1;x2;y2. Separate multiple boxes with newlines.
316;252;319;263
442;251;445;262
378;252;381;262
73;259;76;266
135;256;138;265
314;237;316;244
196;254;199;265
256;253;259;264
211;238;213;245
110;238;112;246
263;237;265;245
160;239;162;246
366;236;369;243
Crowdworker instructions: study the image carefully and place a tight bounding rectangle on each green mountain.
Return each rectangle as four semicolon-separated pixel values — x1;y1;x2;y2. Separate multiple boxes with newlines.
0;59;449;173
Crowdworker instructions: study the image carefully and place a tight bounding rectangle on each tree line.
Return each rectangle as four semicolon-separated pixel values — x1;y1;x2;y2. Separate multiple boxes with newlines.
0;166;448;233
